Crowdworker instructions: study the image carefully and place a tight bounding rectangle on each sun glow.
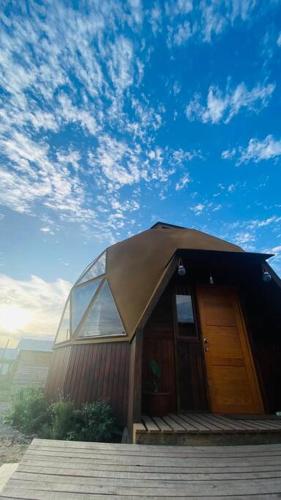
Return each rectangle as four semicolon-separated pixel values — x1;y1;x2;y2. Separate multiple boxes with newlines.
0;305;32;333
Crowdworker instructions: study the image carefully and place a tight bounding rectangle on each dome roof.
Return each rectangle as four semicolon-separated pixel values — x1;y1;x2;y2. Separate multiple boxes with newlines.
55;222;243;345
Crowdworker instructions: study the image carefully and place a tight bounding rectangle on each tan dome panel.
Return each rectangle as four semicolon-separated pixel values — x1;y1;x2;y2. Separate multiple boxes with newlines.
107;224;243;340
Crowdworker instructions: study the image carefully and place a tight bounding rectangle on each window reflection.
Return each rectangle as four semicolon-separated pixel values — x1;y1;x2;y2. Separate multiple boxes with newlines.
176;294;197;337
77;252;106;285
79;280;125;337
55;299;70;344
71;279;101;332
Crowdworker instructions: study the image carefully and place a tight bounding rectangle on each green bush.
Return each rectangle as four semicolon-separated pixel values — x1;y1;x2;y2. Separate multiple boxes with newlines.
50;400;76;440
7;387;51;435
68;401;120;442
7;388;121;442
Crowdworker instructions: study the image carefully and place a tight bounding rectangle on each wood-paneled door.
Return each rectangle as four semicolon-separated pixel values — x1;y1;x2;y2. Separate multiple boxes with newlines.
196;286;264;414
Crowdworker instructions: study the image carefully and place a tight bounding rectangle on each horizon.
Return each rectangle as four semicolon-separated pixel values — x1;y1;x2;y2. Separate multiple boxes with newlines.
0;1;281;344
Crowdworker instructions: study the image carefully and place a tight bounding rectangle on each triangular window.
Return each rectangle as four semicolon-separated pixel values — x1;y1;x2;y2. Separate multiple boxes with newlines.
77;252;106;285
71;279;101;333
55;299;70;344
78;280;125;337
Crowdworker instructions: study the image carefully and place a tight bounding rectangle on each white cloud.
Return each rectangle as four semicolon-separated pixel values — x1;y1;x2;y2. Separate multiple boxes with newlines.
165;0;193;18
107;36;134;92
233;231;255;246
270;245;281;253
172;81;181;95
176;173;191;190
247;216;281;229
221;148;236;159
191;203;205;215
0;132;95;221
40;227;55;235
167;21;192;47
164;0;258;48
0;273;71;339
150;5;162;35
199;0;257;42
238;135;281;164
223;136;281;164
0;0;207;243
190;201;222;215
58;94;99;135
186;82;275;124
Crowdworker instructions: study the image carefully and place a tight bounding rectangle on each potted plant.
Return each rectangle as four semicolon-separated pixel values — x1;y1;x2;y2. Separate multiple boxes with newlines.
143;359;170;417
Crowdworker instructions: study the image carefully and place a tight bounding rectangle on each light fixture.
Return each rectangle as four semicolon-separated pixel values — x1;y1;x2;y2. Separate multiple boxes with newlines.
262;270;272;283
177;258;186;276
209;274;214;285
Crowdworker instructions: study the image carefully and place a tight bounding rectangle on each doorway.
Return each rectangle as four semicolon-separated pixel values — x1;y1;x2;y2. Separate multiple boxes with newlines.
196;286;264;414
174;285;208;412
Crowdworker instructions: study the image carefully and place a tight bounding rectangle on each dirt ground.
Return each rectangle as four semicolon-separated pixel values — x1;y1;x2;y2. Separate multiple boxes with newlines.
0;402;31;466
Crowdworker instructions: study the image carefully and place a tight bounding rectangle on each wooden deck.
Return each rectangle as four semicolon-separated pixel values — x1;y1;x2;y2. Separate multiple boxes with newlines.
134;412;281;445
1;438;281;498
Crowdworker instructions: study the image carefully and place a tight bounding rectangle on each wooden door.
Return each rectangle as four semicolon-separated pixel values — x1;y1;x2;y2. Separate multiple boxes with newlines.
197;286;264;414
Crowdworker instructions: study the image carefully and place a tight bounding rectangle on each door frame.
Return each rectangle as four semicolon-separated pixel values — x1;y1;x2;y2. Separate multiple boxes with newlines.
172;283;208;413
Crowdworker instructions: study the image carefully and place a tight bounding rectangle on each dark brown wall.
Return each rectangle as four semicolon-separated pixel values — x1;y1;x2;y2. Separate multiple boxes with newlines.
46;342;130;425
142;286;177;413
240;271;281;413
45;346;71;400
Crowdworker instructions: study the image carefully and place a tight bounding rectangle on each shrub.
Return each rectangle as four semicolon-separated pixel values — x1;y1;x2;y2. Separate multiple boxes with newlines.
68;401;120;442
49;400;76;440
7;387;51;435
7;388;121;442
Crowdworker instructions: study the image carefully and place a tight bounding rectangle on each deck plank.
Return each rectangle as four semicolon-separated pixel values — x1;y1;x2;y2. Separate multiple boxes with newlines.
152;417;173;432
30;437;281;452
4;476;281;496
161;415;185;432
2;439;281;498
168;414;198;432
141;415;160;433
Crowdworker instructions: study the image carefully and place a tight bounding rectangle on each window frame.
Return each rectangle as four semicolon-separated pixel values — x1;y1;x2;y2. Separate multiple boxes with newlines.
75;251;107;286
70;276;103;336
75;278;127;340
173;287;199;342
54;295;71;345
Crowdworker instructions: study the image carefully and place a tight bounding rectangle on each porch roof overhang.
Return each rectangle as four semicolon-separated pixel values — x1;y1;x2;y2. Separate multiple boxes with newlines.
176;248;273;262
129;248;274;341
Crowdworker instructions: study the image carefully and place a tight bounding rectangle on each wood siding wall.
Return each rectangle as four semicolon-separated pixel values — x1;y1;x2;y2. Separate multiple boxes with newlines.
45;346;71;400
47;342;130;425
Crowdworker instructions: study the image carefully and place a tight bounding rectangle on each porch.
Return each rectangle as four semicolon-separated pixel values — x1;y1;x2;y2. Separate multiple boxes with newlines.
134;412;281;445
2;438;281;498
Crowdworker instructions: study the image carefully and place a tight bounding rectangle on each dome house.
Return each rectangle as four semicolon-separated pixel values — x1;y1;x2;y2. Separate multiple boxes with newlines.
46;222;281;441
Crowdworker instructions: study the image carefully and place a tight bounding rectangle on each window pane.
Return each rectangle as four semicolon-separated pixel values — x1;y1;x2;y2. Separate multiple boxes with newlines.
176;295;194;323
71;279;101;332
55;299;70;344
77;252;106;285
78;280;125;337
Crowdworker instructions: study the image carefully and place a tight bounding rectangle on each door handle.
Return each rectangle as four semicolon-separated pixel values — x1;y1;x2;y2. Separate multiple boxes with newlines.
203;337;208;352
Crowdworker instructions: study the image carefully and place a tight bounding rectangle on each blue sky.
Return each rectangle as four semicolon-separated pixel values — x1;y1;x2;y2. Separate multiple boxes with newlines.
0;0;281;343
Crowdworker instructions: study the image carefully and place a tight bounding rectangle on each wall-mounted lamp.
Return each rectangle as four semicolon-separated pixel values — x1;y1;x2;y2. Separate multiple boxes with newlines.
209;274;214;285
177;258;186;276
262;270;272;283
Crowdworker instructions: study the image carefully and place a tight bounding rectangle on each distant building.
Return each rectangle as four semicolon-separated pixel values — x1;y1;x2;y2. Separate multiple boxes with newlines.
9;337;53;389
0;347;17;376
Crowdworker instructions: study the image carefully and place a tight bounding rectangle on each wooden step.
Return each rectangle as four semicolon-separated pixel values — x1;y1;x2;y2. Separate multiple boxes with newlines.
134;413;281;445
